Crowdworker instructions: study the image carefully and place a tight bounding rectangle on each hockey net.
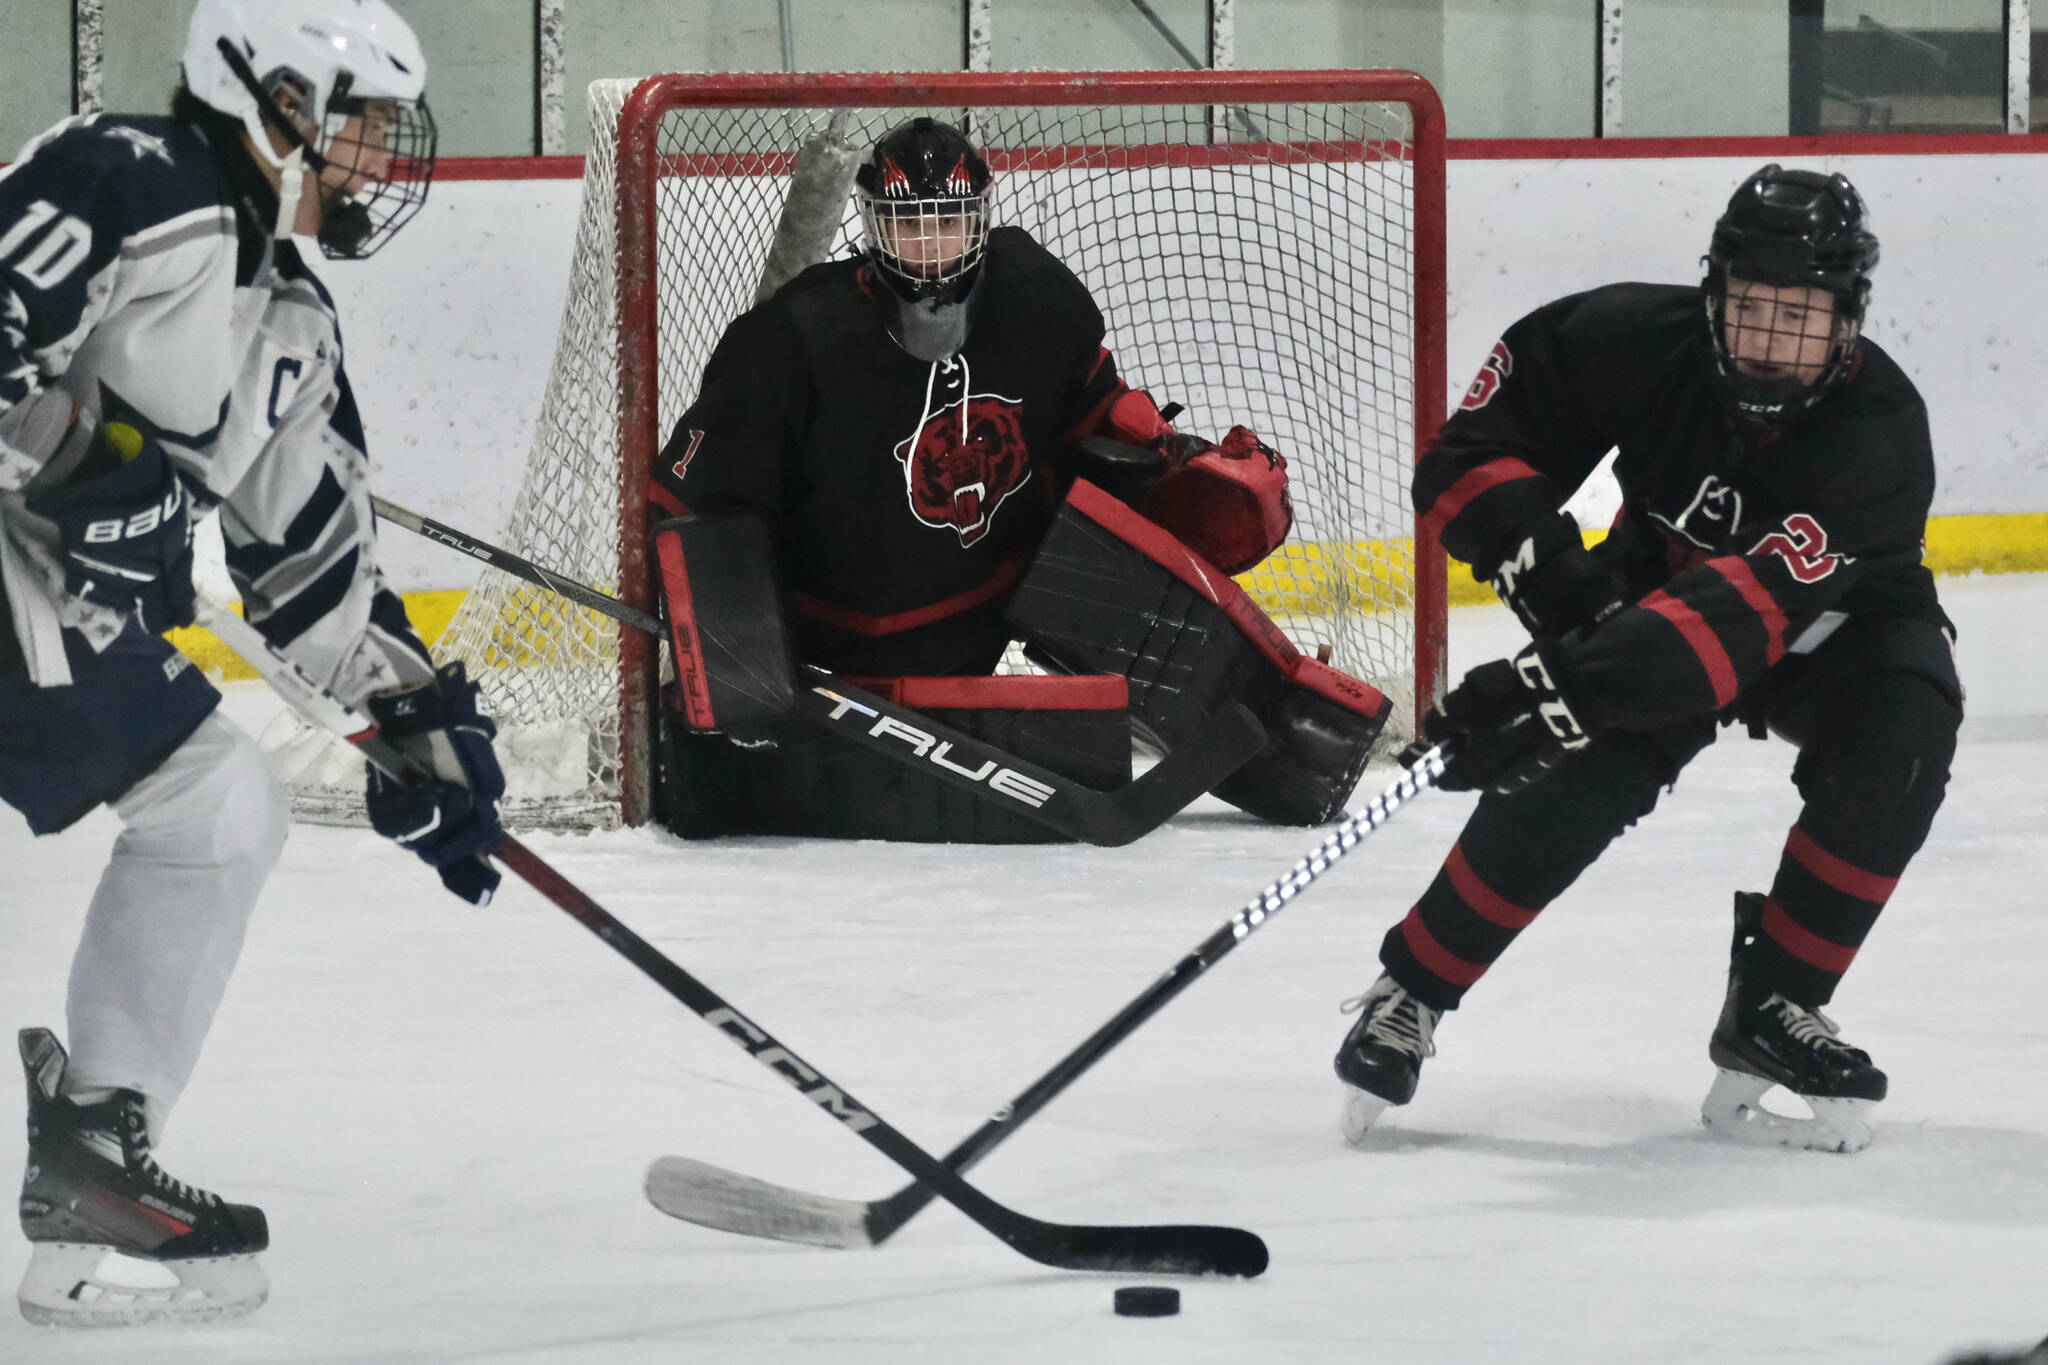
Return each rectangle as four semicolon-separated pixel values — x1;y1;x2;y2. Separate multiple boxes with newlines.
275;70;1447;830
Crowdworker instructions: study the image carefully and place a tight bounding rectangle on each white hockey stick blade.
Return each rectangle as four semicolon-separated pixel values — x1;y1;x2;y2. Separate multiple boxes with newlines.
644;1157;875;1249
1699;1068;1876;1155
18;1243;268;1327
1339;1085;1395;1147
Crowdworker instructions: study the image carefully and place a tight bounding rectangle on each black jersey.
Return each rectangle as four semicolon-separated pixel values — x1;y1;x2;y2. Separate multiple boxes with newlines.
1419;282;1945;732
650;226;1124;677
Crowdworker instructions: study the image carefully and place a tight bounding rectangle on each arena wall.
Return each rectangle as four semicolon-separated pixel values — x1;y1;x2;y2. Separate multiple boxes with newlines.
167;137;2048;676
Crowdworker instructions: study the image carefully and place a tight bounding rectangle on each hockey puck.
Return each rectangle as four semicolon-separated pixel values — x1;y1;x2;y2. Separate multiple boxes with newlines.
1112;1286;1180;1318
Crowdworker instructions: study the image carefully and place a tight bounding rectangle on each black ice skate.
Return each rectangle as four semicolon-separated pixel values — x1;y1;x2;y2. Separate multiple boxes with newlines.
16;1028;268;1326
1333;973;1439;1144
1699;893;1888;1155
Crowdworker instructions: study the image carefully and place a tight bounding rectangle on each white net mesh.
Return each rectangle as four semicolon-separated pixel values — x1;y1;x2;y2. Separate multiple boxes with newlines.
275;74;1442;831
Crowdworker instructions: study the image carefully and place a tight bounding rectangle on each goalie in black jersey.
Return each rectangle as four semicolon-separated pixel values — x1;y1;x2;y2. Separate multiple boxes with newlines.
1333;166;1960;1154
1;0;506;1325
647;117;1392;843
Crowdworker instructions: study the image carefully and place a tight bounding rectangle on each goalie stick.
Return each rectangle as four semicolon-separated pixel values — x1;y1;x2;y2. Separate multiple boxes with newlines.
645;742;1451;1249
370;495;1263;846
194;598;1268;1278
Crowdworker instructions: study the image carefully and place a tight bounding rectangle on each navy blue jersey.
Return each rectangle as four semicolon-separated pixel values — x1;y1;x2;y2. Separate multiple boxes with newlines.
1423;282;1944;731
0;113;428;696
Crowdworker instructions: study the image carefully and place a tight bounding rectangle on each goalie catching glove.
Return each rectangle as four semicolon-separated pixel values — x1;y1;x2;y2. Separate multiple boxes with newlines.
1138;425;1291;575
1408;642;1594;794
363;662;507;905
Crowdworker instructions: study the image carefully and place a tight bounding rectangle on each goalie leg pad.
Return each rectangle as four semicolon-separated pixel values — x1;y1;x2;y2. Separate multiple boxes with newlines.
657;674;1129;843
652;513;797;731
1007;479;1389;825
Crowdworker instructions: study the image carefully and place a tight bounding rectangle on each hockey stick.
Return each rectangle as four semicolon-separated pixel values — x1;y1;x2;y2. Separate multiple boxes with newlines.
645;742;1451;1249
370;495;1263;846
195;598;1268;1278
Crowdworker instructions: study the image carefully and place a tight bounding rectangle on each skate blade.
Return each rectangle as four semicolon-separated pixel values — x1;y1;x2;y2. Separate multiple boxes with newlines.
1340;1084;1393;1146
18;1243;267;1327
1699;1068;1876;1155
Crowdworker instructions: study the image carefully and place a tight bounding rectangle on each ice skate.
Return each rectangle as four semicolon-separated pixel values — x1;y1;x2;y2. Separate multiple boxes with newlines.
17;1029;268;1326
1699;894;1887;1155
1333;973;1439;1144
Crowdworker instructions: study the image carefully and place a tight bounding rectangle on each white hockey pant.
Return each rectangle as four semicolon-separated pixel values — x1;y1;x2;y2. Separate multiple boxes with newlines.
61;710;289;1139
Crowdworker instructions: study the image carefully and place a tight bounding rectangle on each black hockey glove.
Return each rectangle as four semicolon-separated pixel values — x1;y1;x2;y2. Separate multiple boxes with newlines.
364;662;507;906
24;422;196;634
1405;642;1594;794
1489;511;1624;638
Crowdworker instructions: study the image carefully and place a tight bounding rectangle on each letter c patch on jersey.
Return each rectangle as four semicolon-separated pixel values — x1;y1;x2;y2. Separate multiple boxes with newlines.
1461;340;1513;411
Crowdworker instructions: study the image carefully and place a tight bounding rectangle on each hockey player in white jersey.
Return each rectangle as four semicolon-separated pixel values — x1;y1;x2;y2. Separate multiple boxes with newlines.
1;0;505;1326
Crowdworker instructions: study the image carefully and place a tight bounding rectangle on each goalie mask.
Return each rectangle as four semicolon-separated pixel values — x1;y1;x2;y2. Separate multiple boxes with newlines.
181;0;436;259
1702;164;1879;430
855;118;993;361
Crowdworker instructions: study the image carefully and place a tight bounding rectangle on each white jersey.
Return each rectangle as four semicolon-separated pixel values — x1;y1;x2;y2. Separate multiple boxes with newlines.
0;111;431;697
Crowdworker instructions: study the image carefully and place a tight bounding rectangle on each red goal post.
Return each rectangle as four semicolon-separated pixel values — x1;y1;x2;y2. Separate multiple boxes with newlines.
430;69;1447;831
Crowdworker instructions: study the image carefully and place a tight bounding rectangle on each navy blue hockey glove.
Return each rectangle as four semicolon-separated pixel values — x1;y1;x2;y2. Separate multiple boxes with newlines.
1489;511;1624;639
364;662;506;905
25;422;196;633
1403;642;1594;794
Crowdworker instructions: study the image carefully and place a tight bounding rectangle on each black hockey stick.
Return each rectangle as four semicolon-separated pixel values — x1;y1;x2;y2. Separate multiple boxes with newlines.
645;742;1451;1249
371;496;1263;846
196;599;1268;1278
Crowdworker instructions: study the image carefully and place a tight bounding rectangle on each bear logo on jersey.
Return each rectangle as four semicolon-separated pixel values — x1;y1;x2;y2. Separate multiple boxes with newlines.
894;392;1030;546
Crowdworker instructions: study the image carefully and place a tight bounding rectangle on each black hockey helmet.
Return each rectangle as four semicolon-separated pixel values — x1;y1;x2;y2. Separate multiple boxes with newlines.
854;117;993;360
1702;165;1880;428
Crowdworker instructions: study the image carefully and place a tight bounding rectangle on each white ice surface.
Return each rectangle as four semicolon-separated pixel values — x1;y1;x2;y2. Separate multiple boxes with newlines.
5;576;2048;1364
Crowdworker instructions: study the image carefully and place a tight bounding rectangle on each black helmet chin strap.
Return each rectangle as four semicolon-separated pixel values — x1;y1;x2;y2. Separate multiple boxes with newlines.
213;38;392;256
213;37;336;241
214;37;335;173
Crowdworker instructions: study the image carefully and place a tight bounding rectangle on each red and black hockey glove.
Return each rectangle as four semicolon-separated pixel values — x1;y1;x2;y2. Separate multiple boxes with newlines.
1138;426;1292;574
364;662;507;905
1405;642;1594;794
24;422;197;634
1489;511;1624;639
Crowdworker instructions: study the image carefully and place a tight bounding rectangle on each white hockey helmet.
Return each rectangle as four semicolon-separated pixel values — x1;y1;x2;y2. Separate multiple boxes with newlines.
181;0;436;258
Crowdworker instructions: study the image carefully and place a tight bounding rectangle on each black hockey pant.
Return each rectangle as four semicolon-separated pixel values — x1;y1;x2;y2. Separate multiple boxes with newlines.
1380;616;1962;1011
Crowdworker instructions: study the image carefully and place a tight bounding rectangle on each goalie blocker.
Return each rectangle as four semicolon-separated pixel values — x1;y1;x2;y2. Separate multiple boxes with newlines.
652;513;1137;843
1007;479;1392;825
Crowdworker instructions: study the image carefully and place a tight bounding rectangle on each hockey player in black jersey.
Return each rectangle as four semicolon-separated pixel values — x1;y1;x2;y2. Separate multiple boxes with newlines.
1;0;505;1324
648;116;1391;842
1334;166;1960;1154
